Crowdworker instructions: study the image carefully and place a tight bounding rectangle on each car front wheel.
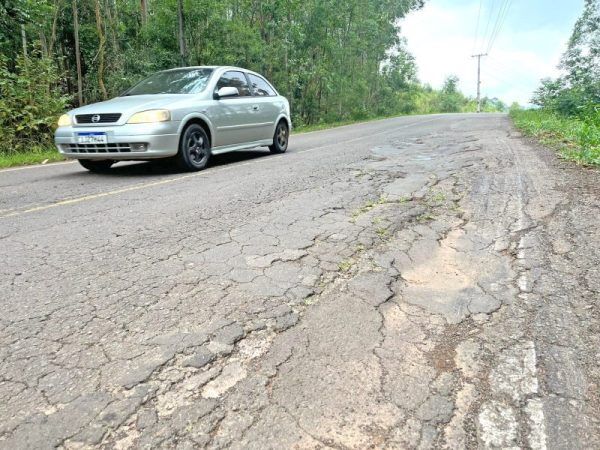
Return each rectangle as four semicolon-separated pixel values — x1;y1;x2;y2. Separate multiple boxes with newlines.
269;121;289;154
78;159;114;173
176;124;211;171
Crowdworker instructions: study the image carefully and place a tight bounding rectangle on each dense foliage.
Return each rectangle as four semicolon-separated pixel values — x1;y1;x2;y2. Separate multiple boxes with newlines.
517;0;599;166
0;0;505;158
0;53;69;152
532;0;599;118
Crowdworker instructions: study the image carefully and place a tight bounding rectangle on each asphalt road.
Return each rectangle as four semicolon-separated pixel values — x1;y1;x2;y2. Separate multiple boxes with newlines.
1;114;599;449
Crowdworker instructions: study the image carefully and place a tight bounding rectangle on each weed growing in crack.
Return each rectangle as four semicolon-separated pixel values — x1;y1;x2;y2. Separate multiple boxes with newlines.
369;258;385;271
351;195;390;222
450;203;463;214
417;213;436;223
353;169;373;179
376;227;389;238
304;295;318;306
428;191;447;203
338;260;354;273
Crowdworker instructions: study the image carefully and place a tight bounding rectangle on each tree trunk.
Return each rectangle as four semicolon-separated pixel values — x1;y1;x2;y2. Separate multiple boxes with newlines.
72;0;84;105
39;31;48;57
49;0;60;57
104;0;120;53
140;0;148;25
95;0;108;99
21;24;28;57
177;0;187;65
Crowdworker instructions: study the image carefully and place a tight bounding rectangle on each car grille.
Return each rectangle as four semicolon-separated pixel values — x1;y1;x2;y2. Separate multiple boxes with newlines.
75;113;122;124
63;143;132;153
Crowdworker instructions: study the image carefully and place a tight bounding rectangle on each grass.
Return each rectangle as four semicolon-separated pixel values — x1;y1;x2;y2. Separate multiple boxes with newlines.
511;109;600;167
0;148;64;169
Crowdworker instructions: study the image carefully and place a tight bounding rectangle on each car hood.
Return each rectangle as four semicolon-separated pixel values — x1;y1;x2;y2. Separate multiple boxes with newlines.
69;94;195;116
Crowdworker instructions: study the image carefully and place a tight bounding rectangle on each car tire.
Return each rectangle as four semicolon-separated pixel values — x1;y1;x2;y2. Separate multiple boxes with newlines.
78;159;114;173
269;120;289;154
176;124;211;171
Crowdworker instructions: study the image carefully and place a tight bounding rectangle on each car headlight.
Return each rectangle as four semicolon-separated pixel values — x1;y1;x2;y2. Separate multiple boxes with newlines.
128;109;171;124
57;114;72;127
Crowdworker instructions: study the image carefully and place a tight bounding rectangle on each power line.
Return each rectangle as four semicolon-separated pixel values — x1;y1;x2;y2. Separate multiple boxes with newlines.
472;0;484;53
470;0;518;110
486;0;513;53
484;0;507;51
480;0;497;52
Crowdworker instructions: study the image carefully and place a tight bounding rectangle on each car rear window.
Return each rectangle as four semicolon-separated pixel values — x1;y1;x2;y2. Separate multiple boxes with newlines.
248;74;277;97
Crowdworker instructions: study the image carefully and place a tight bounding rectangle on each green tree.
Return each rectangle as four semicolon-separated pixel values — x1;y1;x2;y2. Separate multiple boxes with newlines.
533;0;599;117
438;75;463;112
561;0;600;96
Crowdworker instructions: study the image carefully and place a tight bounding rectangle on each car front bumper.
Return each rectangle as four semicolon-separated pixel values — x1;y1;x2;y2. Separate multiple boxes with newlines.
54;121;181;160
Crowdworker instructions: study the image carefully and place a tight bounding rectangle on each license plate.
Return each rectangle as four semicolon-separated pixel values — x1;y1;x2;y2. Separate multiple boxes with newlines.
77;132;107;144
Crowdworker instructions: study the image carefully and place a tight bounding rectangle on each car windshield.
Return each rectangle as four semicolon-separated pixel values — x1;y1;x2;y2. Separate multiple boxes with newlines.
123;68;213;95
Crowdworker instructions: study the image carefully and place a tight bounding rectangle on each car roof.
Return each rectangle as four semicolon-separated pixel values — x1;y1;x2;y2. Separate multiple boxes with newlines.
162;66;252;73
162;66;269;78
158;66;276;91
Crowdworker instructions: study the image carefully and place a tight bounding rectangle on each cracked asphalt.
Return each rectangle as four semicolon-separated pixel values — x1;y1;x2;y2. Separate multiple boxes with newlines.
1;114;599;449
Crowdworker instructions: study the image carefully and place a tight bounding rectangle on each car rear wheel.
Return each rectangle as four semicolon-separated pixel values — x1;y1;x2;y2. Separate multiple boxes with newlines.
78;159;114;173
269;121;289;154
176;124;211;171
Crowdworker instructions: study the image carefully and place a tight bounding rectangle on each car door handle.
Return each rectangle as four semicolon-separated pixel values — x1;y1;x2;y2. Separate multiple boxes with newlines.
252;105;259;111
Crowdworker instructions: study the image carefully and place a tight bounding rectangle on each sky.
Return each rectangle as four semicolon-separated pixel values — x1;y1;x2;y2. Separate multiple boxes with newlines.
401;0;584;106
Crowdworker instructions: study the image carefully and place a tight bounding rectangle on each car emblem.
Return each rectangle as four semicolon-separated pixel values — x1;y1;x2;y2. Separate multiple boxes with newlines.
91;114;101;123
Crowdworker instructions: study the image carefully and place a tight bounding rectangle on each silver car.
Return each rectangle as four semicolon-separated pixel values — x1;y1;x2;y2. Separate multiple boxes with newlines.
55;66;291;172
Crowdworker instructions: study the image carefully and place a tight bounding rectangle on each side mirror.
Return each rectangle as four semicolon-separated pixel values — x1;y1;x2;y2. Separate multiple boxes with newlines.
214;87;240;99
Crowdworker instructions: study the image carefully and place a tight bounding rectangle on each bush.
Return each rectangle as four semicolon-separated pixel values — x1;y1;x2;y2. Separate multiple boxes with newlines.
0;52;70;154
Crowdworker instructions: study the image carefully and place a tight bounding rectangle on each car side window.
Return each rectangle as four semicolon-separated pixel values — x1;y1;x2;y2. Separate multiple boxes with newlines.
248;74;277;97
216;71;252;97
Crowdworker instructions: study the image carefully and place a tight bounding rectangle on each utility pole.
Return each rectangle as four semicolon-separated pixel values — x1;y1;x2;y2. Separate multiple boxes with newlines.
471;53;487;113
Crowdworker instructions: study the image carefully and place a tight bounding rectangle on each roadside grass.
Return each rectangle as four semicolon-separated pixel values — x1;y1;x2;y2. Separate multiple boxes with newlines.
510;109;600;167
0;148;64;169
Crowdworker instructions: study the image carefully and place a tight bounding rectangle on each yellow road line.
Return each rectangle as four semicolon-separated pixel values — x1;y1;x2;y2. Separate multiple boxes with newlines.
0;160;76;173
1;117;438;219
1;165;236;218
